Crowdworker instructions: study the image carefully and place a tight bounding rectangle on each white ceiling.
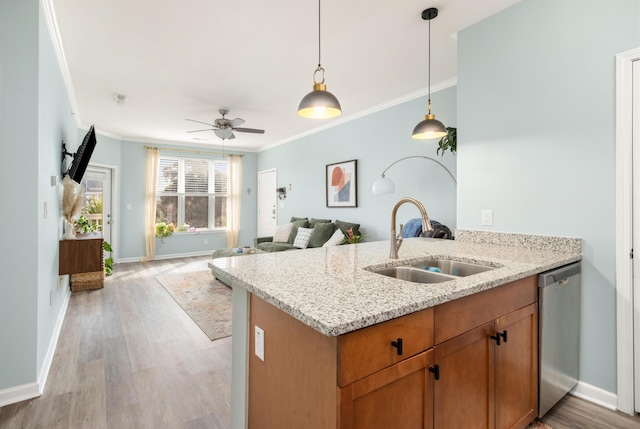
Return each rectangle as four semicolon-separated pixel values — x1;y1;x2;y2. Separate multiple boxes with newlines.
49;0;521;152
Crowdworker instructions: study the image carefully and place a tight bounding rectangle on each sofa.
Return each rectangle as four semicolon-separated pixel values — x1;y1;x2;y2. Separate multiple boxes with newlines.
254;217;361;252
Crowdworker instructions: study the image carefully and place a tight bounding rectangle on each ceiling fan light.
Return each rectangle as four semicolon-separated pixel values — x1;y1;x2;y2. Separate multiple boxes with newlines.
297;83;342;119
411;113;447;140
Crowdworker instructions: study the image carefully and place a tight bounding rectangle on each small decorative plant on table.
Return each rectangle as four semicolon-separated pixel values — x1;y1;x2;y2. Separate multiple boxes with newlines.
75;215;96;235
343;227;364;244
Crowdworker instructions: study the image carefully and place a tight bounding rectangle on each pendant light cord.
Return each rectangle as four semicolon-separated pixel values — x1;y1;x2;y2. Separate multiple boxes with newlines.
427;15;432;113
318;0;322;68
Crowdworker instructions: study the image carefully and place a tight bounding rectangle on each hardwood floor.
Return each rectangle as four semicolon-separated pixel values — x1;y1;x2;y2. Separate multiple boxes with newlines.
1;255;639;428
0;255;232;429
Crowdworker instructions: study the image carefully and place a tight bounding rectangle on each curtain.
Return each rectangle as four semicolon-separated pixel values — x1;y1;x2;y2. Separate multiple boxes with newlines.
141;147;159;262
226;154;243;248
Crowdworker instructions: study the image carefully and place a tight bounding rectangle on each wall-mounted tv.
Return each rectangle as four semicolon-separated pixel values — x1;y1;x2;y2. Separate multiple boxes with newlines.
66;125;97;184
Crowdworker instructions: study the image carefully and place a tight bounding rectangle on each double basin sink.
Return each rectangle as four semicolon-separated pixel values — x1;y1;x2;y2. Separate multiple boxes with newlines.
369;259;497;284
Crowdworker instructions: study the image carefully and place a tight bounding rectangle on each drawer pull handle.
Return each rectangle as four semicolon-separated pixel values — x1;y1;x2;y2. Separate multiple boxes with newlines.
391;338;403;355
429;364;440;380
490;330;508;346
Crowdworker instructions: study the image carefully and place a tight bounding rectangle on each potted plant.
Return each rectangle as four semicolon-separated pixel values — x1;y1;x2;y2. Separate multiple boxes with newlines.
75;215;96;234
437;127;457;156
155;222;175;243
103;241;114;276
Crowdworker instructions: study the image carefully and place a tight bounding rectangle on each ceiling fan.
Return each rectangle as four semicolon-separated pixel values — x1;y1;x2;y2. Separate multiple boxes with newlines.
186;109;265;140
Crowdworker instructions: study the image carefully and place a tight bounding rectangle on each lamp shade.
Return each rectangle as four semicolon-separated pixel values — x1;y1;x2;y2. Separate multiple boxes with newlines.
412;113;447;139
297;83;342;119
372;176;396;195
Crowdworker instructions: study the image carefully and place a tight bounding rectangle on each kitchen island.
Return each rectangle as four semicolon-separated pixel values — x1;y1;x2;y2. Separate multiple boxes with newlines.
209;230;581;429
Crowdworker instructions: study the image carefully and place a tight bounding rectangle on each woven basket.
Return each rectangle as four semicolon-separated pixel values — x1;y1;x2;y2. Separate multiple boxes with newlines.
70;270;105;292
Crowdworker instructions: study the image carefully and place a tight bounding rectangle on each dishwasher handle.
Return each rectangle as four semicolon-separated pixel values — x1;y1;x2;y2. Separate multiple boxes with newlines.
538;262;581;288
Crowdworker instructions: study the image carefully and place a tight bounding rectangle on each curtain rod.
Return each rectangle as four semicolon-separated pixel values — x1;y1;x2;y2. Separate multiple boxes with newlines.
144;145;244;157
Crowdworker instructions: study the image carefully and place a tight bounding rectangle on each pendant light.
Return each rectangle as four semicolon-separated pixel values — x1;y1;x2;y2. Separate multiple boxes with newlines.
297;0;342;119
412;7;447;139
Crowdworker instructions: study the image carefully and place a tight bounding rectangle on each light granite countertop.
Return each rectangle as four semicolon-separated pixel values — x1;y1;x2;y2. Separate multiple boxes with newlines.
209;231;582;337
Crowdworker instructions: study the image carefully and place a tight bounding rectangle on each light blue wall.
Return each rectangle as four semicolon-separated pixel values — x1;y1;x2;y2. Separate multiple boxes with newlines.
258;86;457;241
37;5;77;380
0;0;76;392
0;0;40;390
90;138;258;260
457;0;638;393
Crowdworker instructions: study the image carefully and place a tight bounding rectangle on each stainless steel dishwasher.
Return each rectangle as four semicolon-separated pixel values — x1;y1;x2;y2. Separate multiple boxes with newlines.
538;262;581;417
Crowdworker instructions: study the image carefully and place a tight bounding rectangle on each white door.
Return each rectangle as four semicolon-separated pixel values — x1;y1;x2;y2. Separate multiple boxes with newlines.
257;169;277;237
82;166;113;256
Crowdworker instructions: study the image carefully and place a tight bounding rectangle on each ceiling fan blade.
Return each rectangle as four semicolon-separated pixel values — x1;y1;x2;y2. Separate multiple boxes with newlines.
228;132;236;140
234;127;265;134
229;117;245;128
186;118;216;127
215;128;234;139
187;128;214;133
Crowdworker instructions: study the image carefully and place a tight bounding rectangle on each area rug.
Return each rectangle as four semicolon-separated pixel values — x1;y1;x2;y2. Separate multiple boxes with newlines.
155;270;232;341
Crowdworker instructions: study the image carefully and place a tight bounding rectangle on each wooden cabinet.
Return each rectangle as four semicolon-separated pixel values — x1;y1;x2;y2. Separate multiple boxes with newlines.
59;236;104;291
59;236;103;275
433;304;538;429
338;350;434;429
247;275;537;429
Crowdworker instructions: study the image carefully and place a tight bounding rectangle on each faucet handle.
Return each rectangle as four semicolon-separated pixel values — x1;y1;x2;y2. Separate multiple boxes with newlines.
398;223;404;238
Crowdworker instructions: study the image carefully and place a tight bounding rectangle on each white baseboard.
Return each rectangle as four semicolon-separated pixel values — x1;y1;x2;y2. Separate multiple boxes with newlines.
38;291;70;393
0;382;41;408
571;380;618;410
118;250;213;264
0;289;70;407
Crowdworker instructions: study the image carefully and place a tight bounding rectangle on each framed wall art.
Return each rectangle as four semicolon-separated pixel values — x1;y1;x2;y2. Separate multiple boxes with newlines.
326;159;357;208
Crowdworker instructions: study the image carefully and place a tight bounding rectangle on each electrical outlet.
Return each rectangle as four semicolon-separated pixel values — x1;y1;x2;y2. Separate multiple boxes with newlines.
43;201;48;219
204;238;208;245
255;325;265;361
481;210;493;226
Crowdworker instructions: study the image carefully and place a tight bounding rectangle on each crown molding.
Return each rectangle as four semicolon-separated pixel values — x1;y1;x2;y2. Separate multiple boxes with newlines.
40;0;81;128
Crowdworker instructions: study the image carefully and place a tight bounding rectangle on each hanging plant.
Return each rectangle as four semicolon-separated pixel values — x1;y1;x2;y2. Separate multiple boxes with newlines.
436;127;457;156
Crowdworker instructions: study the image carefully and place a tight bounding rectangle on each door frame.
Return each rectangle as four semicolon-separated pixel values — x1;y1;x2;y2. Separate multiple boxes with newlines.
615;46;640;415
257;168;277;237
88;162;119;263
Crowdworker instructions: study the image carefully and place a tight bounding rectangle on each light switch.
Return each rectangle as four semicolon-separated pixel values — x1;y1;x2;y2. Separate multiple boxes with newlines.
126;203;132;210
255;325;265;361
481;210;493;226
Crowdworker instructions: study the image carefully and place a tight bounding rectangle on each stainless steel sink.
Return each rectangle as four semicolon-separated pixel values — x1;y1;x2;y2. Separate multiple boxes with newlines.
410;259;495;277
368;259;496;284
373;266;456;283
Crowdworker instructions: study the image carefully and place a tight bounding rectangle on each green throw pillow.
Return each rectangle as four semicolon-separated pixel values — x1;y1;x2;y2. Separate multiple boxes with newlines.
290;216;308;222
287;219;309;243
309;218;332;228
308;222;336;248
335;219;361;237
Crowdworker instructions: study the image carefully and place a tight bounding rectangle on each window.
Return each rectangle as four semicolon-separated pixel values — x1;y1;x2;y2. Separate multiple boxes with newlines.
155;157;228;230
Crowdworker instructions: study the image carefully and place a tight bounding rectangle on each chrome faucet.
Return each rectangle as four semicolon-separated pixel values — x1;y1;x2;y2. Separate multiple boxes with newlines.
390;197;433;259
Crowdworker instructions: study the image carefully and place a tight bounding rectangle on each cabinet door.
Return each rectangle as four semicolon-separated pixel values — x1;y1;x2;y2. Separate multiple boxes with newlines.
339;350;434;429
494;303;538;429
433;323;494;429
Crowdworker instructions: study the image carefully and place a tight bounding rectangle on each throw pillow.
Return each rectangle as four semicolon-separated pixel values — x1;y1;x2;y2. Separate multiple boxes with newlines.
290;216;308;222
293;226;313;249
308;222;335;248
309;218;332;228
287;219;310;243
323;229;346;247
335;219;361;237
273;223;293;243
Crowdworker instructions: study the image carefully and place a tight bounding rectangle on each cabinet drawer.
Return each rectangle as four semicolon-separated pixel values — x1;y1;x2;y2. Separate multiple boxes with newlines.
434;275;537;344
338;308;434;386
